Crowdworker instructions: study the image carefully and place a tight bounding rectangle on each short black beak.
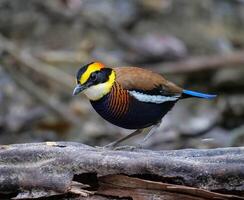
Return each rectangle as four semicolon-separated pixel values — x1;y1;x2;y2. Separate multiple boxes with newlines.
73;84;87;96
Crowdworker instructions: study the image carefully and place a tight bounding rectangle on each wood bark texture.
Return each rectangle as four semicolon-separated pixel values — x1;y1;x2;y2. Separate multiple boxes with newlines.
0;142;243;199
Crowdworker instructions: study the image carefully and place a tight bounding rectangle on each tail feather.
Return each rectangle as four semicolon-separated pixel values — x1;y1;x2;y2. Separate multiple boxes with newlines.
182;89;217;99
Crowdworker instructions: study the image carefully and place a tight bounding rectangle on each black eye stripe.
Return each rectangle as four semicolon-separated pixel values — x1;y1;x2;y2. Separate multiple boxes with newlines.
90;72;97;80
88;69;112;84
76;66;112;86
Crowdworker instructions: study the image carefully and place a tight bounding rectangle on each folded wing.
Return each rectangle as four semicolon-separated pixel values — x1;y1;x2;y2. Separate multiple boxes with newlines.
114;67;182;104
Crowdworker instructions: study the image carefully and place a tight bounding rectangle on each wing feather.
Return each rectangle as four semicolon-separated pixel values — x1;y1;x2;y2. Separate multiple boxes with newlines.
114;67;182;96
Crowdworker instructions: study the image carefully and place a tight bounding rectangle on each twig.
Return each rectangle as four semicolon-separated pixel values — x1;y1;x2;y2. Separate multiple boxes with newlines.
151;51;244;74
99;175;242;200
0;33;81;125
37;50;88;65
0;34;74;90
2;65;81;126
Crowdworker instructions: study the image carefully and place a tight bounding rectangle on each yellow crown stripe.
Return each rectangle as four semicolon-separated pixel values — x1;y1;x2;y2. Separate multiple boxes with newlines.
80;62;104;84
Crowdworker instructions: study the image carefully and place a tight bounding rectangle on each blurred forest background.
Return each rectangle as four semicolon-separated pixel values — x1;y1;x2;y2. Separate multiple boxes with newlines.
0;0;244;150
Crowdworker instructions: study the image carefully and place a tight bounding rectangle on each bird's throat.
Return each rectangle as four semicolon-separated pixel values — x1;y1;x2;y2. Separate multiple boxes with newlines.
83;70;116;101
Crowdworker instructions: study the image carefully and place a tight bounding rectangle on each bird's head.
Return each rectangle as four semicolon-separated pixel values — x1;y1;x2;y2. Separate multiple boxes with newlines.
73;62;115;101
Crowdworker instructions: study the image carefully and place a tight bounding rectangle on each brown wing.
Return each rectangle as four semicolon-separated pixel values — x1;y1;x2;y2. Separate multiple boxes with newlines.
114;67;182;96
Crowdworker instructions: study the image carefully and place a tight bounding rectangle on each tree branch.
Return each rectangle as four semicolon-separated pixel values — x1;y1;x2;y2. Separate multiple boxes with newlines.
0;142;243;199
151;51;244;74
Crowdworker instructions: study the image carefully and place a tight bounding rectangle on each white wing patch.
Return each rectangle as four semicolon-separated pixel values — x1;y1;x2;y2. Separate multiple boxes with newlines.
129;90;180;104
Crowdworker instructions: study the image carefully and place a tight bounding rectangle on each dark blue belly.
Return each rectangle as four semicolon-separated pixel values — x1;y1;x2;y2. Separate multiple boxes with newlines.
90;93;176;129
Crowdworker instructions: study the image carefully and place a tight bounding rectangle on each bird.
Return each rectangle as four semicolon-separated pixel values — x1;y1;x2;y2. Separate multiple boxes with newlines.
73;62;216;149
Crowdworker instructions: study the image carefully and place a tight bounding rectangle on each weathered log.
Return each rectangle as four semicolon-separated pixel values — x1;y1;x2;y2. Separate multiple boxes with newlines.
0;142;243;199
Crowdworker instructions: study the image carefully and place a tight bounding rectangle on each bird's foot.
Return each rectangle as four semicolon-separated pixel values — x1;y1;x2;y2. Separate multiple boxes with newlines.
95;141;118;150
113;145;138;151
96;142;140;151
102;141;118;150
135;143;144;149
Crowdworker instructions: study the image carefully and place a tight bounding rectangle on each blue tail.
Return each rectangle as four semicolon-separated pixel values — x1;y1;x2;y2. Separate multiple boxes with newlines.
182;89;217;99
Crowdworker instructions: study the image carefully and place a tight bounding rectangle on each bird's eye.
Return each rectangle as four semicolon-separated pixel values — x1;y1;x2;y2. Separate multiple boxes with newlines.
90;73;97;81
